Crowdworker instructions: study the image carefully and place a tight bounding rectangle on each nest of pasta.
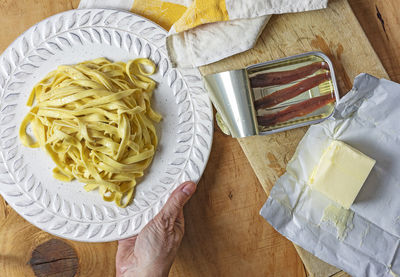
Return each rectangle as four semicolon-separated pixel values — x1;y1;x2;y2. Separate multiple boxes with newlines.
19;58;161;207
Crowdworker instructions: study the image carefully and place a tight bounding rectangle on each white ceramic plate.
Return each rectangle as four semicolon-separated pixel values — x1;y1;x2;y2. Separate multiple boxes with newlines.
0;9;213;242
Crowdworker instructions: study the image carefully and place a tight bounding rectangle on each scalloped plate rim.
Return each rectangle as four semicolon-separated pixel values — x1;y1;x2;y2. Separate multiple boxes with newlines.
0;8;213;242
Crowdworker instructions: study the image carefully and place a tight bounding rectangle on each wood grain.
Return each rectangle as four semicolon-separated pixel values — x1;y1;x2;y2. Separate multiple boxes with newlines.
0;0;398;276
29;239;78;277
201;0;390;276
0;1;304;276
0;195;117;276
170;130;305;277
348;0;400;83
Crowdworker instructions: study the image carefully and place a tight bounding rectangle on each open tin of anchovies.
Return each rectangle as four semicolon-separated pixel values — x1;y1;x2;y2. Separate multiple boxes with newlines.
203;51;340;138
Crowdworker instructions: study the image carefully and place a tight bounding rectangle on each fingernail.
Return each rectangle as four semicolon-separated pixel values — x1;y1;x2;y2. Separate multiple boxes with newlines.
182;182;196;196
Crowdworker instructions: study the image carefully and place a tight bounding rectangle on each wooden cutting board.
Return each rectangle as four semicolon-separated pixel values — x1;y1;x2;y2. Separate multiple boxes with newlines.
0;1;304;277
200;0;389;275
0;0;394;276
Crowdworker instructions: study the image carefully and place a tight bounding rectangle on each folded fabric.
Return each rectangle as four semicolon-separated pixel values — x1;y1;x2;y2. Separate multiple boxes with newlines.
79;0;328;68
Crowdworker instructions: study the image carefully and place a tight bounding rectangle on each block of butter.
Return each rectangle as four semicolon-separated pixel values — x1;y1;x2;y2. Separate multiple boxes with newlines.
309;140;376;209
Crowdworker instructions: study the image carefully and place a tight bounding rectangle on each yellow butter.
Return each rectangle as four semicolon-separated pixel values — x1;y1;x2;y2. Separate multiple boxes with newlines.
309;140;376;209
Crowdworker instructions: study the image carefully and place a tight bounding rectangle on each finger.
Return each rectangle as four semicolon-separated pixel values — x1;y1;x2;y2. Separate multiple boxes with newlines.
116;236;137;276
118;236;138;245
161;181;196;219
118;236;138;252
174;209;185;234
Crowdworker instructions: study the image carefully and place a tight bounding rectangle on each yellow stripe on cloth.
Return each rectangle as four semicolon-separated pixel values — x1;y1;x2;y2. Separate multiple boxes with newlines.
131;0;187;31
173;0;229;33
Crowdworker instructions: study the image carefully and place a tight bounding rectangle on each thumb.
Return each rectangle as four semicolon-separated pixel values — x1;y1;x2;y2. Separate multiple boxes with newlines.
116;236;137;276
161;181;196;218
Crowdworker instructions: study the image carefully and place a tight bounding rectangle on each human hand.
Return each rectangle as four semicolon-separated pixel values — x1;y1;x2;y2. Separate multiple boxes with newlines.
116;181;197;277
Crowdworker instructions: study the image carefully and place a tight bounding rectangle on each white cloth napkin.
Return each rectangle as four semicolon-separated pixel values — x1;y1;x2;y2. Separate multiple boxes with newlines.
78;0;328;68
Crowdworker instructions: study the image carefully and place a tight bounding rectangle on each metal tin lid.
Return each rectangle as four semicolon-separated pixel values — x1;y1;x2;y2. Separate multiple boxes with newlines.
204;69;258;138
204;51;340;138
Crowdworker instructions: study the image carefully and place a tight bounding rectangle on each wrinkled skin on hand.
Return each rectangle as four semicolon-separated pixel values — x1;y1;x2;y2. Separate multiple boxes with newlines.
116;181;197;277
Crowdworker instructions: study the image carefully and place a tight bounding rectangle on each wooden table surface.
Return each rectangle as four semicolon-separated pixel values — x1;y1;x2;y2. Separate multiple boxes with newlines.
0;0;399;276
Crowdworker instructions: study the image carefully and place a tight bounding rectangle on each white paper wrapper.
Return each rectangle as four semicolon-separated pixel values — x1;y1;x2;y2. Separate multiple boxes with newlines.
261;73;400;277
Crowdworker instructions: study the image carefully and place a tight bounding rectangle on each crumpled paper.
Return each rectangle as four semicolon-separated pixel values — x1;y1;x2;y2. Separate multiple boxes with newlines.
261;73;400;277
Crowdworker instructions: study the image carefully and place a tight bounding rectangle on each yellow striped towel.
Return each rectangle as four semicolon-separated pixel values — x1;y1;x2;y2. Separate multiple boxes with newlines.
79;0;328;68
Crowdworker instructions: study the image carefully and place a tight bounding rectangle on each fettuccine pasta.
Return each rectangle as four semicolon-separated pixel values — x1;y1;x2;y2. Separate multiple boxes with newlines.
19;58;161;207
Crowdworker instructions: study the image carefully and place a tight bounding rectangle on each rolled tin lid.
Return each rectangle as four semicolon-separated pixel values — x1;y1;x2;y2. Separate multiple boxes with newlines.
204;69;258;138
